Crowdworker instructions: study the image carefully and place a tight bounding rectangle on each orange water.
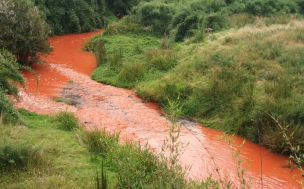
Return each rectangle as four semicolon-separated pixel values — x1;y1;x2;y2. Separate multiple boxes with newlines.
16;31;303;188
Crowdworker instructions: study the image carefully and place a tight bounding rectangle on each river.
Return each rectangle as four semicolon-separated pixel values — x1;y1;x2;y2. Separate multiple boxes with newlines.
15;31;303;188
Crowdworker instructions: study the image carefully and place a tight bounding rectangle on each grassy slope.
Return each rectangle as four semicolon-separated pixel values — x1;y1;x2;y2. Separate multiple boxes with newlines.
1;110;225;188
0;110;117;189
89;17;304;156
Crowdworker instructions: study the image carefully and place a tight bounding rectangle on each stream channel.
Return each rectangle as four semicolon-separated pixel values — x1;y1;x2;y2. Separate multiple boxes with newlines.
15;31;302;188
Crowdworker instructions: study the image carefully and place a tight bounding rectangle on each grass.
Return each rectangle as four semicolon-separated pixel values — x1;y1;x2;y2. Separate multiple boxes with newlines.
2;109;235;188
51;111;79;131
88;15;304;162
0;109;111;188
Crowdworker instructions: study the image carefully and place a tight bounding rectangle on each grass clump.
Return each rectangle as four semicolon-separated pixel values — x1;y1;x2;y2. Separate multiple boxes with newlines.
0;139;42;172
82;129;119;158
51;111;79;131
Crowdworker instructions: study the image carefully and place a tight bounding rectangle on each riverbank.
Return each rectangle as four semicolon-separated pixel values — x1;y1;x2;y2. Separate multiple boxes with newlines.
87;17;304;163
13;31;303;188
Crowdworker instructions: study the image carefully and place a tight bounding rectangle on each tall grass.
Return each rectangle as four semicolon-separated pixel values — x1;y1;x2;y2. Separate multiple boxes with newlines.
82;129;119;158
51;111;79;131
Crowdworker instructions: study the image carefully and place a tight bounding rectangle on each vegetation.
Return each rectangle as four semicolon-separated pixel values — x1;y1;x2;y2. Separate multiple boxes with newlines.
32;0;107;35
1;108;239;188
88;0;304;163
0;49;26;123
0;0;52;65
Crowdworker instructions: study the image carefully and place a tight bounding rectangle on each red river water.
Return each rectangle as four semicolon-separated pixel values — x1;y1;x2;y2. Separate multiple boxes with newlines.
15;31;303;188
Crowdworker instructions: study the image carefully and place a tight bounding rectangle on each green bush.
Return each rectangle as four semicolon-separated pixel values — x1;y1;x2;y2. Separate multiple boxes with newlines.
0;140;41;171
134;2;175;36
52;111;79;131
245;0;298;16
0;49;26;123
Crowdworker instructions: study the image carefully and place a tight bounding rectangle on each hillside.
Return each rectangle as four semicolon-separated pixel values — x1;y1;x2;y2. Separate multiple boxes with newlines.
87;1;304;162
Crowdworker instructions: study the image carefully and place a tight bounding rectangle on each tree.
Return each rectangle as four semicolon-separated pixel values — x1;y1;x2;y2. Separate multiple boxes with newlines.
0;0;52;65
0;49;25;123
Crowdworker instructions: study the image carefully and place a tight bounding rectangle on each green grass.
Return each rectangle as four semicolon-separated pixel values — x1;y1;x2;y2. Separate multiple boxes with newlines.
88;16;304;161
0;109;116;188
1;109;231;188
51;111;79;131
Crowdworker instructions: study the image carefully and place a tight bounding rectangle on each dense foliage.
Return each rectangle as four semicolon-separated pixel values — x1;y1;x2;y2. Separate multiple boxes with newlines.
32;0;106;35
0;0;52;64
0;49;26;123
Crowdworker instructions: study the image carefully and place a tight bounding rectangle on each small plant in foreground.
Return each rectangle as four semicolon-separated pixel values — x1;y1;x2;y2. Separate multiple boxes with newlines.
51;111;79;131
0;139;41;172
220;133;251;189
268;114;304;186
95;161;108;189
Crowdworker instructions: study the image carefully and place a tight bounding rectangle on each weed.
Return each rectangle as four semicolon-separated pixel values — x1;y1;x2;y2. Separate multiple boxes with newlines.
220;134;252;188
96;40;107;66
95;161;108;189
82;129;119;158
145;49;177;71
51;111;79;131
108;48;123;69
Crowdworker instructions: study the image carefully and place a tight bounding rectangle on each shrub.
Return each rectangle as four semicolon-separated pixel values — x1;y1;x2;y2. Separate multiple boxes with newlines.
134;2;175;36
0;139;41;171
51;111;79;131
0;49;26;123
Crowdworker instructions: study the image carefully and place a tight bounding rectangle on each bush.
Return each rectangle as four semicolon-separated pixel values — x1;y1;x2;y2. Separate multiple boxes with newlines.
0;49;26;123
0;140;41;171
245;0;298;16
134;2;175;36
52;111;79;131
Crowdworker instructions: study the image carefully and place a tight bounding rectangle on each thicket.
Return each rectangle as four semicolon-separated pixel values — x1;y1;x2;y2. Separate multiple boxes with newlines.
31;0;106;35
